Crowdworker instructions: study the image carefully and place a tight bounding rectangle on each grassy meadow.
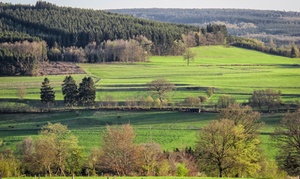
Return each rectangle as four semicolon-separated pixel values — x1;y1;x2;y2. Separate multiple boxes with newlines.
0;110;281;160
0;46;299;104
0;46;298;160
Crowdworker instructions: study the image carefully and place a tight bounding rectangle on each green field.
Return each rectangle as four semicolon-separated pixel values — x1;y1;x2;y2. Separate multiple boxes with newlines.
0;45;296;161
0;46;299;104
7;177;253;179
0;110;281;160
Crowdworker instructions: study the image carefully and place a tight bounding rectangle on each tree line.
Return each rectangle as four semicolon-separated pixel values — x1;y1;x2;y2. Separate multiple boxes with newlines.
38;77;292;113
1;107;299;178
0;40;47;76
40;76;96;107
229;36;300;58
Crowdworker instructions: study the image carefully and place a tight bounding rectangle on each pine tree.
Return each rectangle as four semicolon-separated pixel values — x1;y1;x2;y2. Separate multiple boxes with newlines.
291;46;299;58
62;75;78;107
78;77;96;106
40;77;55;106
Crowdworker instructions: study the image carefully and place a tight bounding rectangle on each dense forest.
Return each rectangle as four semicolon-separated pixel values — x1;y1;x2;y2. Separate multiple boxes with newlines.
0;1;202;54
109;8;300;45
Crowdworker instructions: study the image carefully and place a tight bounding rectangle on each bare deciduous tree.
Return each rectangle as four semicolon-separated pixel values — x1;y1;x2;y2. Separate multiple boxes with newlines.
147;78;176;103
98;124;144;176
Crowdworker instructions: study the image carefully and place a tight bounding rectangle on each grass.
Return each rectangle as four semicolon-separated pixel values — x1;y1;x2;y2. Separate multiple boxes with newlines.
0;46;295;162
6;177;254;179
0;110;282;160
0;46;299;104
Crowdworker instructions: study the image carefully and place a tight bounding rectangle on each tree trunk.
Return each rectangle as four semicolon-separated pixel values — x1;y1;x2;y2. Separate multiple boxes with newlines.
218;161;223;178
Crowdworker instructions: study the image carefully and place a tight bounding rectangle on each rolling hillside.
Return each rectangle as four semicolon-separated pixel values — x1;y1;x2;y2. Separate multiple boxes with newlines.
109;8;300;45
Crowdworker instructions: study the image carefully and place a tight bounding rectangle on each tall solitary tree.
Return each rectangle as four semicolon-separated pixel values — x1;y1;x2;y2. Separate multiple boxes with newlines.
62;75;78;107
40;77;55;106
78;77;96;106
183;48;196;66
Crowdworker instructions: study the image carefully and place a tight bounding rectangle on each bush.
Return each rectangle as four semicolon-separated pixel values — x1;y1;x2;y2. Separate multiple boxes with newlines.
177;163;189;177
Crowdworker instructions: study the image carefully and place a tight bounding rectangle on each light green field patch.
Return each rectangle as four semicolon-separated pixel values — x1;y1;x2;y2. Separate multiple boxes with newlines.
0;46;299;103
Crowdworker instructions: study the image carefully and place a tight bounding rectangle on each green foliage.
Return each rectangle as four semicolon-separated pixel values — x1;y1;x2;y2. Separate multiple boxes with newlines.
147;78;176;103
40;77;55;106
249;89;281;111
177;163;189;177
274;110;300;177
62;75;78;107
183;48;196;66
0;149;20;177
217;95;236;109
17;123;83;176
78;77;96;106
196;119;261;177
181;96;201;107
206;88;214;98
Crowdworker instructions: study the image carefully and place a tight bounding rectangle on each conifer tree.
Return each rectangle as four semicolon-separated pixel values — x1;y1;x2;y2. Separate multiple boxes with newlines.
291;46;299;58
40;77;55;106
78;77;96;106
62;75;78;107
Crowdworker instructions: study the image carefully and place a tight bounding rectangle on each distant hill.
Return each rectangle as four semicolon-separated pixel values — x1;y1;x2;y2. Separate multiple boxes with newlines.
0;2;201;54
108;8;300;45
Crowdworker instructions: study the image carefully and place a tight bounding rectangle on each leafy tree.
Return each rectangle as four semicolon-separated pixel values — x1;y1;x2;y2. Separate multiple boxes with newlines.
98;124;144;176
218;104;262;135
0;149;20;177
183;48;196;66
17;123;83;176
195;119;261;177
217;95;236;109
78;77;96;106
141;143;163;176
182;96;201;107
249;89;281;111
40;77;55;106
62;75;78;107
147;78;176;103
274;109;300;178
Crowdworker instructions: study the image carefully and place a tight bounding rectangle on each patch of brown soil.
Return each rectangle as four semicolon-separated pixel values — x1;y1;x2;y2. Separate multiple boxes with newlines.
38;61;86;76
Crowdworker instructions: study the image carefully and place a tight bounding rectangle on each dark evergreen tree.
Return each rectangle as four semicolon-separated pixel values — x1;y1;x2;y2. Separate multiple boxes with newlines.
40;77;55;106
78;77;96;106
62;75;78;107
291;46;299;58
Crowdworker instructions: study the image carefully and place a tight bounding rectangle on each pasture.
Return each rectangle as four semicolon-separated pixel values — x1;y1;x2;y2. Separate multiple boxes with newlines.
0;46;297;160
0;46;299;104
0;110;281;159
